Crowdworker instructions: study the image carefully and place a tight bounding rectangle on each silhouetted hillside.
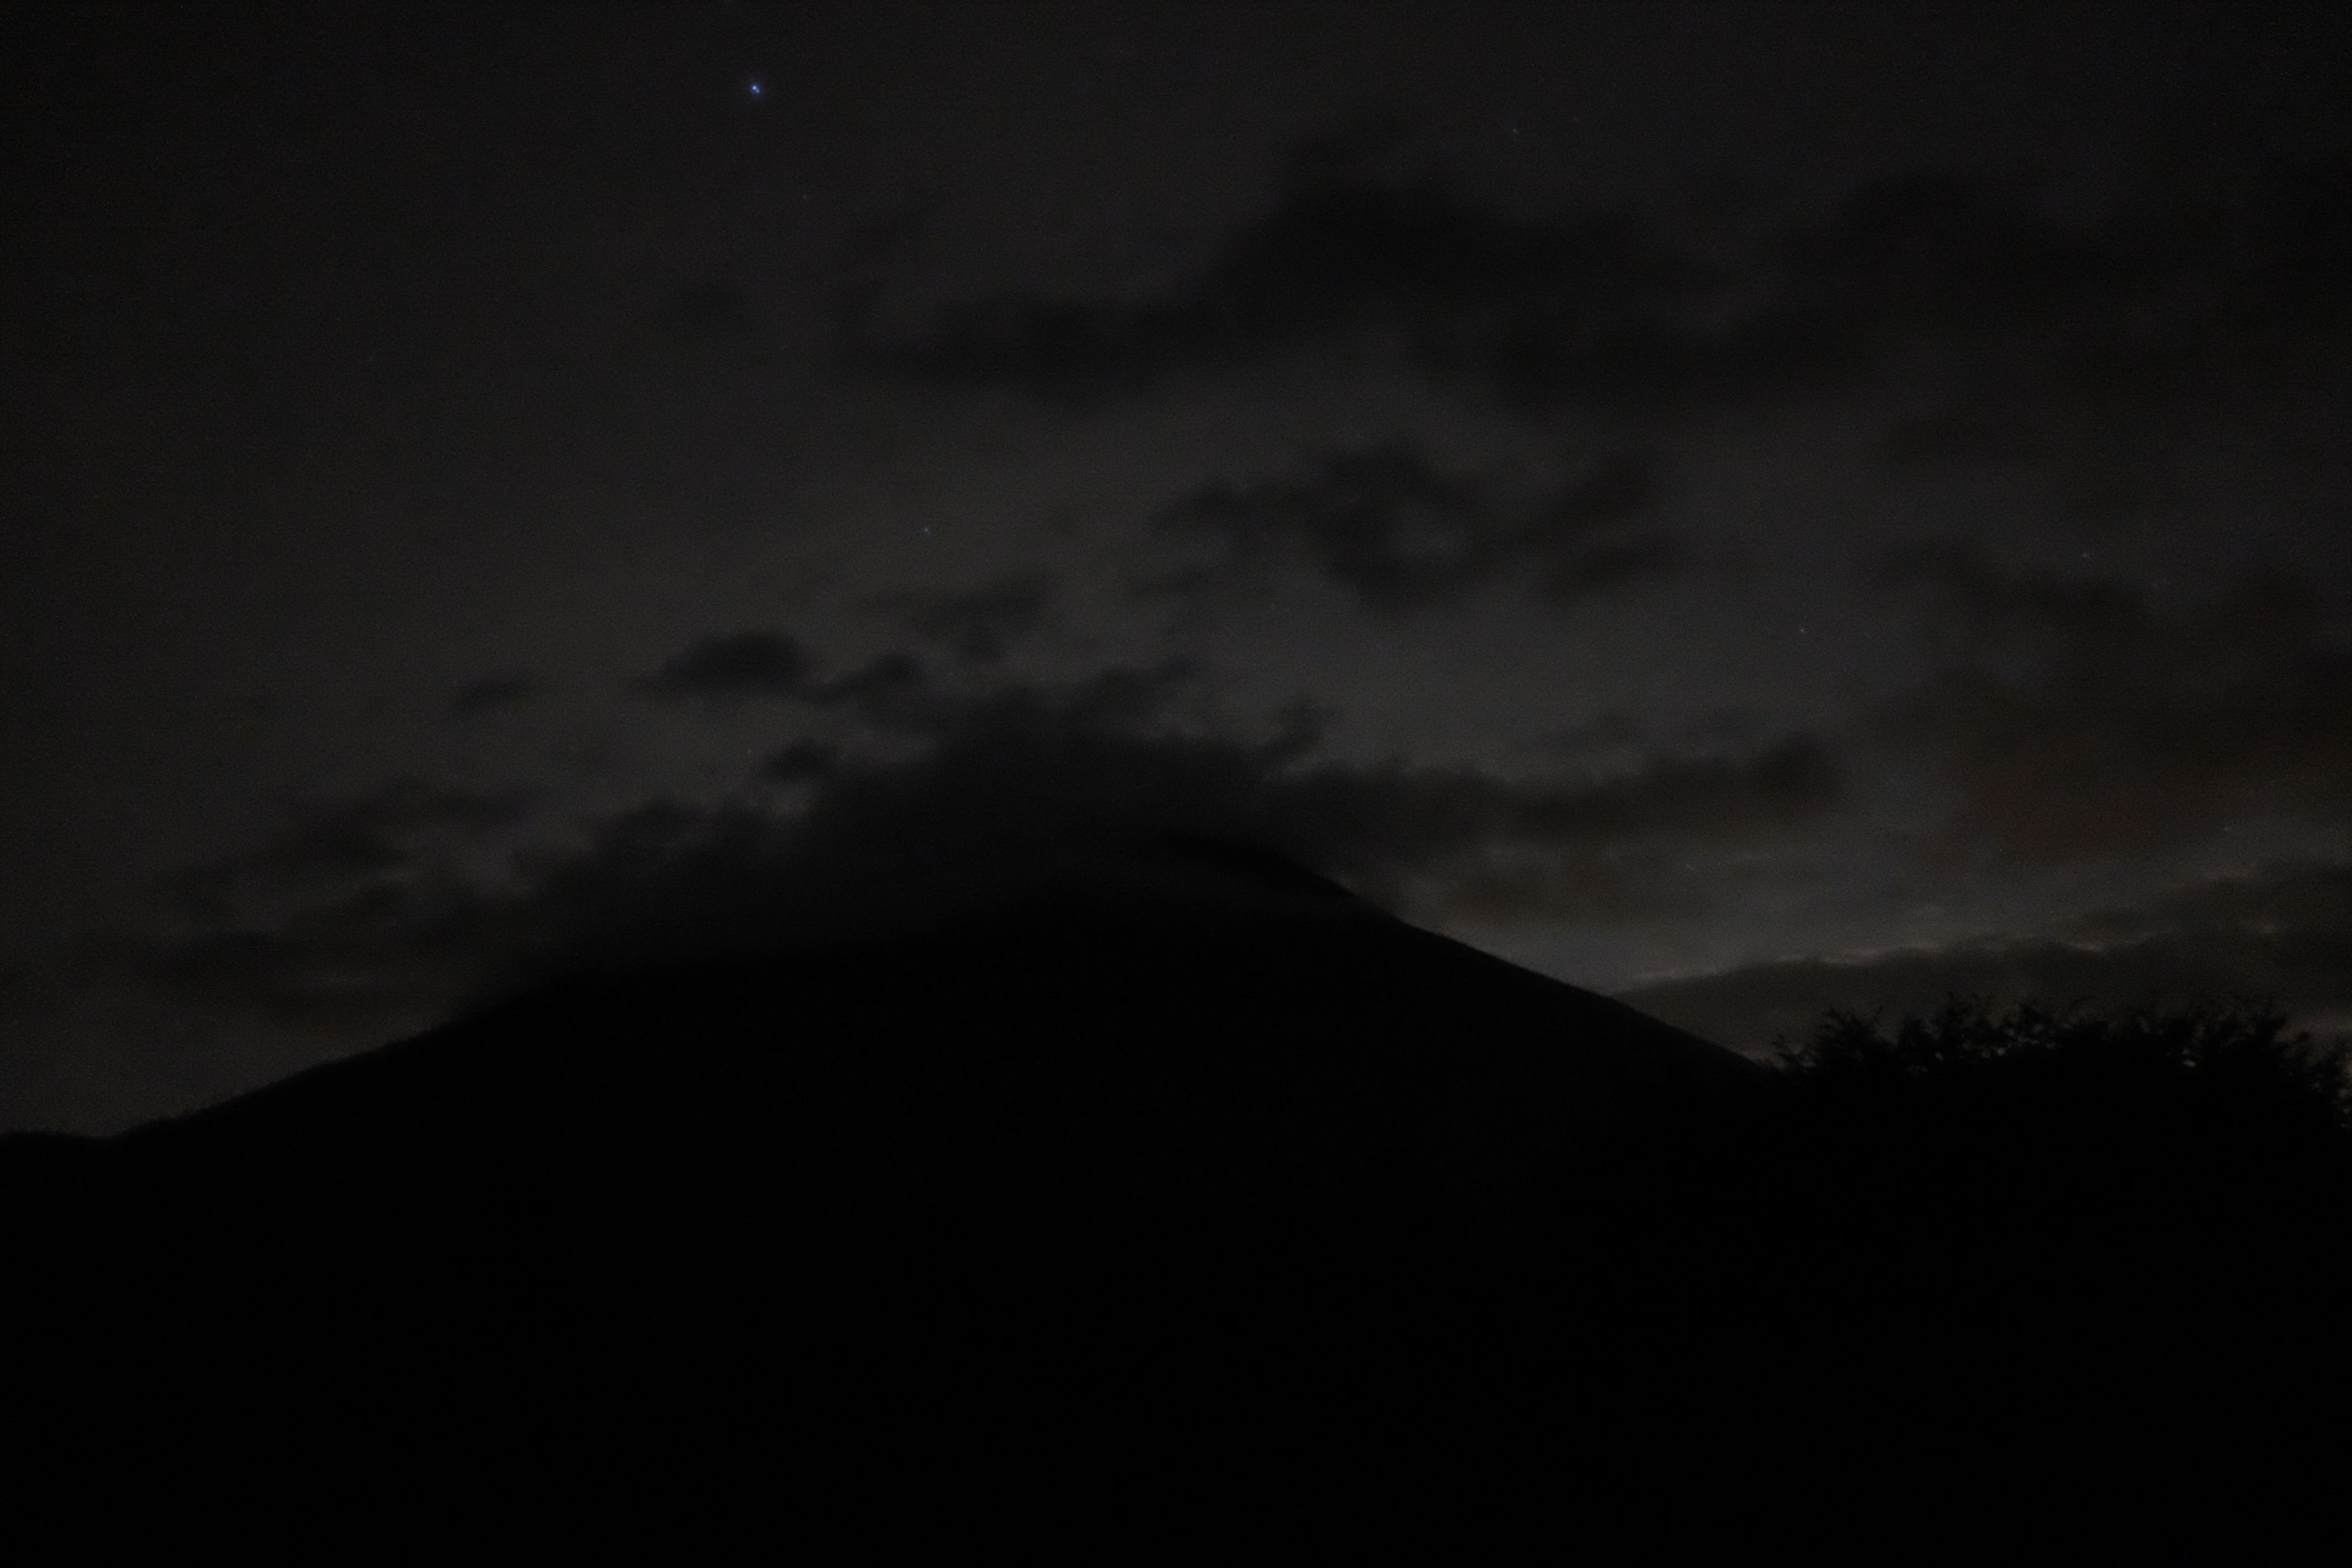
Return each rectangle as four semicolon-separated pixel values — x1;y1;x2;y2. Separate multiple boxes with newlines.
5;849;2347;1546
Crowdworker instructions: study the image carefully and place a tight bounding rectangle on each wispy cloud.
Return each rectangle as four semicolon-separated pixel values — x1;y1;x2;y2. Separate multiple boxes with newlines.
866;571;1058;665
122;657;1846;1039
1620;860;2352;1055
1878;544;2352;863
1140;441;1682;615
639;631;816;701
855;148;2352;439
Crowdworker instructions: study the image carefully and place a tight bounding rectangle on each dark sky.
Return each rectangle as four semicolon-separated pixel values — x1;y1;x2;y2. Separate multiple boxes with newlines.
5;2;2348;1131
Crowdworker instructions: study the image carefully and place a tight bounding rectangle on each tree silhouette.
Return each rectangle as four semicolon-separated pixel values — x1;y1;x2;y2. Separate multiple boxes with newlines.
1651;996;2352;1508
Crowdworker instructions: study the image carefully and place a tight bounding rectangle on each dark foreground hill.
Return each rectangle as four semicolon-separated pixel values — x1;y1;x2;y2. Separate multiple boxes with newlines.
5;841;2347;1548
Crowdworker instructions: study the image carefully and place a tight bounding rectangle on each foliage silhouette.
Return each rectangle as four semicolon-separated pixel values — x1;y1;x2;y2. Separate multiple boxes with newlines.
1690;996;2352;1494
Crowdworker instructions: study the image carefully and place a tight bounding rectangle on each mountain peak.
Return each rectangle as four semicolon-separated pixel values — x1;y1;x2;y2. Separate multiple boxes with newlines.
1118;831;1363;903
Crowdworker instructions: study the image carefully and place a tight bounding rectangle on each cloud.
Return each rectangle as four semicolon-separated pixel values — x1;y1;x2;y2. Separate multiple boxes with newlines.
138;875;499;1030
855;146;2352;442
640;631;815;701
1878;539;2146;644
1879;543;2352;863
761;739;841;786
1777;169;2118;346
866;572;1057;664
851;162;1717;410
805;648;936;726
2066;858;2352;948
122;662;1846;1038
1142;441;1682;615
1619;859;2352;1056
128;777;538;1034
172;779;532;913
1148;441;1496;614
1534;534;1685;607
660;278;758;339
448;675;539;717
1461;153;2352;423
1870;405;2050;469
2035;151;2352;412
492;711;1842;997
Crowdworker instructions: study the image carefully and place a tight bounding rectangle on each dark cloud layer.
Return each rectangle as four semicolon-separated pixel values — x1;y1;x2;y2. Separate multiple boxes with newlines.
448;676;540;719
1624;860;2352;1056
124;658;1845;1040
1143;441;1679;615
860;151;2352;433
2067;858;2352;948
171;779;532;916
1880;544;2352;864
854;166;1716;409
1494;148;2352;423
808;649;935;726
867;572;1058;665
1870;405;2050;469
138;875;496;1031
641;632;817;701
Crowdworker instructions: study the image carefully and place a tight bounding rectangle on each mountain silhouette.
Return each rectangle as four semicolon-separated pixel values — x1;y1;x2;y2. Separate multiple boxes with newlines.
74;833;1758;1206
5;840;2342;1548
0;843;1761;1518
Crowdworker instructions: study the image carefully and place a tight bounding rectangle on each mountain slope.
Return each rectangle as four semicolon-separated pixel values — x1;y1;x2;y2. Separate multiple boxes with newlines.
1;842;1775;1519
84;837;1757;1233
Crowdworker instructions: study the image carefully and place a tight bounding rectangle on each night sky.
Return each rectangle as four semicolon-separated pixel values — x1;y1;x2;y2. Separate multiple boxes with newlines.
5;2;2348;1133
